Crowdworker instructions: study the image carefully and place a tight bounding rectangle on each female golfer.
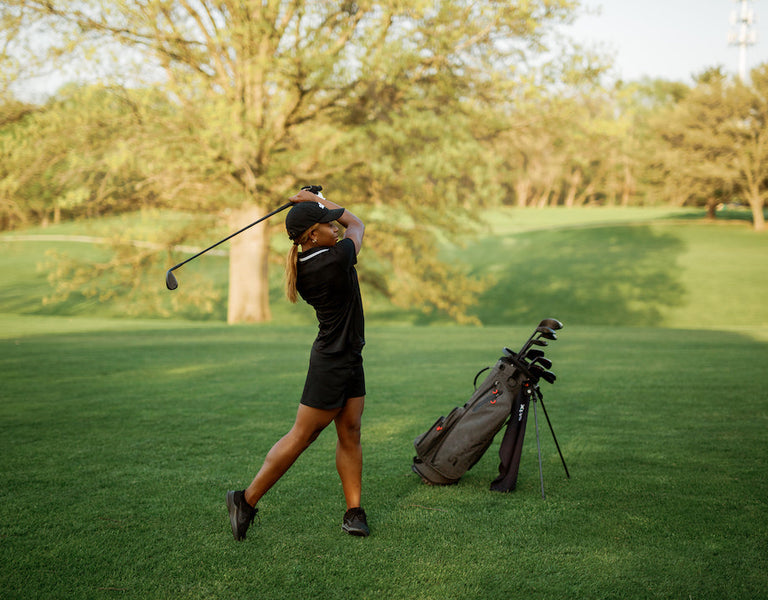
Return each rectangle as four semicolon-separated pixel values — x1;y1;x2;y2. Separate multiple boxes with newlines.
227;188;368;540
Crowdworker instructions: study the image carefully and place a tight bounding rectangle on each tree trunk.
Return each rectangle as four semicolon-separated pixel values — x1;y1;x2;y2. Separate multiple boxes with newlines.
514;179;531;207
621;163;634;206
564;169;581;208
227;204;272;324
748;194;766;231
575;182;595;206
705;199;717;220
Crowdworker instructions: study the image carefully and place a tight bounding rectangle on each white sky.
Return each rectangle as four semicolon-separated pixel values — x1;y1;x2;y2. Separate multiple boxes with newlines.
569;0;768;82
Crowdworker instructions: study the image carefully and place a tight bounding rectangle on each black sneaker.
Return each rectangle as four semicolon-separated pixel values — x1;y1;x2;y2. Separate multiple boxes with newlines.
342;507;370;537
226;490;257;541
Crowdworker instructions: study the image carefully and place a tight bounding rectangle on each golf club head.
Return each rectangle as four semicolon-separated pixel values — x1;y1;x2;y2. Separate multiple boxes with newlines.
524;349;545;361
530;339;548;348
531;356;553;370
536;326;557;341
165;269;178;290
539;318;563;331
540;370;557;384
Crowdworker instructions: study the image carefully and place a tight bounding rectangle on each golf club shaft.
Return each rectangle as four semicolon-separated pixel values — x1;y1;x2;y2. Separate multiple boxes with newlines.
518;319;563;357
518;332;544;358
168;201;293;274
519;328;556;357
518;325;551;357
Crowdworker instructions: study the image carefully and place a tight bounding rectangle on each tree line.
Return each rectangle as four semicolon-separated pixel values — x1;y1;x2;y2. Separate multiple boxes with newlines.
1;2;765;324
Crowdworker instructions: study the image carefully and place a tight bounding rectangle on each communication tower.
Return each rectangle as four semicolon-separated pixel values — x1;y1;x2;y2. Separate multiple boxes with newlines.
729;0;758;81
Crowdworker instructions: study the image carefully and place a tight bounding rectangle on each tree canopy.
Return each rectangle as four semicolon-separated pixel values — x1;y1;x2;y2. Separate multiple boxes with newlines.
2;0;592;322
1;1;764;324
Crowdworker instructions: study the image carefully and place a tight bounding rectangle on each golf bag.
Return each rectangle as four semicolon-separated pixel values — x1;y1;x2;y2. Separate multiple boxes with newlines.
411;358;527;486
411;319;568;493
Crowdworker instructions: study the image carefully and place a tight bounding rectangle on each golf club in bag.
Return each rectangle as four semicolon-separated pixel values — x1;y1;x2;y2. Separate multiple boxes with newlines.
411;318;570;498
164;185;323;290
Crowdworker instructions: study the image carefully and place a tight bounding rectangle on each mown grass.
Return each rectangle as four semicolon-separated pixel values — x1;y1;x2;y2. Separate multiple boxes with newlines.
1;206;767;599
1;318;766;599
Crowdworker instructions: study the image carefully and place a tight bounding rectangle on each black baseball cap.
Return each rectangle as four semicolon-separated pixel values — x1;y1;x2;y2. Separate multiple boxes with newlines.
285;202;345;241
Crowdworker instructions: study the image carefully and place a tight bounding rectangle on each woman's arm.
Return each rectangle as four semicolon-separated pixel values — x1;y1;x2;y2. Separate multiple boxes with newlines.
289;189;365;254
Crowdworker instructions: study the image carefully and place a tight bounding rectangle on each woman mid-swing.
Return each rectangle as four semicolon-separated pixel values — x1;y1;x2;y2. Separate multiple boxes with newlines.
227;188;369;539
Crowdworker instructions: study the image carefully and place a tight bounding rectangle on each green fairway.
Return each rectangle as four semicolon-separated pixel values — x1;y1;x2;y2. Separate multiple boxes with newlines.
1;207;767;599
2;207;766;329
457;208;768;330
1;317;767;599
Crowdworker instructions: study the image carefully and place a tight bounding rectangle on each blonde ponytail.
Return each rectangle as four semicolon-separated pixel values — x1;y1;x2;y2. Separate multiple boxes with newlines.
285;244;299;303
285;224;319;303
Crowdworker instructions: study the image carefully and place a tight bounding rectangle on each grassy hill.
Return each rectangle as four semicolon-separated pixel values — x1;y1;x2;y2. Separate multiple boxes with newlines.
1;205;766;328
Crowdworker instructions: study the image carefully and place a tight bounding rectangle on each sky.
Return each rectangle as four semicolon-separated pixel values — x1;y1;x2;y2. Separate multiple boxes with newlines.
567;0;768;83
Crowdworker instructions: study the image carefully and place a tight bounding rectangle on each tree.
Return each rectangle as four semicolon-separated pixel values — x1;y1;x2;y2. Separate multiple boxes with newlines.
653;66;767;230
0;86;149;228
2;0;583;322
617;78;690;207
728;64;768;231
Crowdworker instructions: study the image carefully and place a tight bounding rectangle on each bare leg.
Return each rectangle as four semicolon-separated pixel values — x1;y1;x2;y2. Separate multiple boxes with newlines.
334;396;365;509
244;404;340;507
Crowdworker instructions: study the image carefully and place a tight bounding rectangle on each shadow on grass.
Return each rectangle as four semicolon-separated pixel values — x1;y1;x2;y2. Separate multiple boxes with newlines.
665;206;766;223
465;224;687;327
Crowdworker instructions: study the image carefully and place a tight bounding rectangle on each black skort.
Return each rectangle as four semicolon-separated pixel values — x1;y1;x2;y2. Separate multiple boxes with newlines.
300;347;366;410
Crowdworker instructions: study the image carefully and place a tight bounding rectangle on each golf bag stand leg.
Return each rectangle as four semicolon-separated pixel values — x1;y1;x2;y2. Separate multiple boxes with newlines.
535;388;571;480
532;394;546;499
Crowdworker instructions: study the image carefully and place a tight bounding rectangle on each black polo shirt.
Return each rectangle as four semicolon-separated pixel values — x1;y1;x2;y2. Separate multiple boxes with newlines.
297;238;365;354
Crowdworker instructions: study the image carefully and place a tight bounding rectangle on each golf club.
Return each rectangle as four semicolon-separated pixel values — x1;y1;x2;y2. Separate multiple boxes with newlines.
519;325;558;357
530;356;553;370
538;326;557;340
540;371;556;384
540;318;563;331
523;349;546;361
507;352;537;380
165;185;322;290
530;364;557;384
518;319;562;353
519;319;563;355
